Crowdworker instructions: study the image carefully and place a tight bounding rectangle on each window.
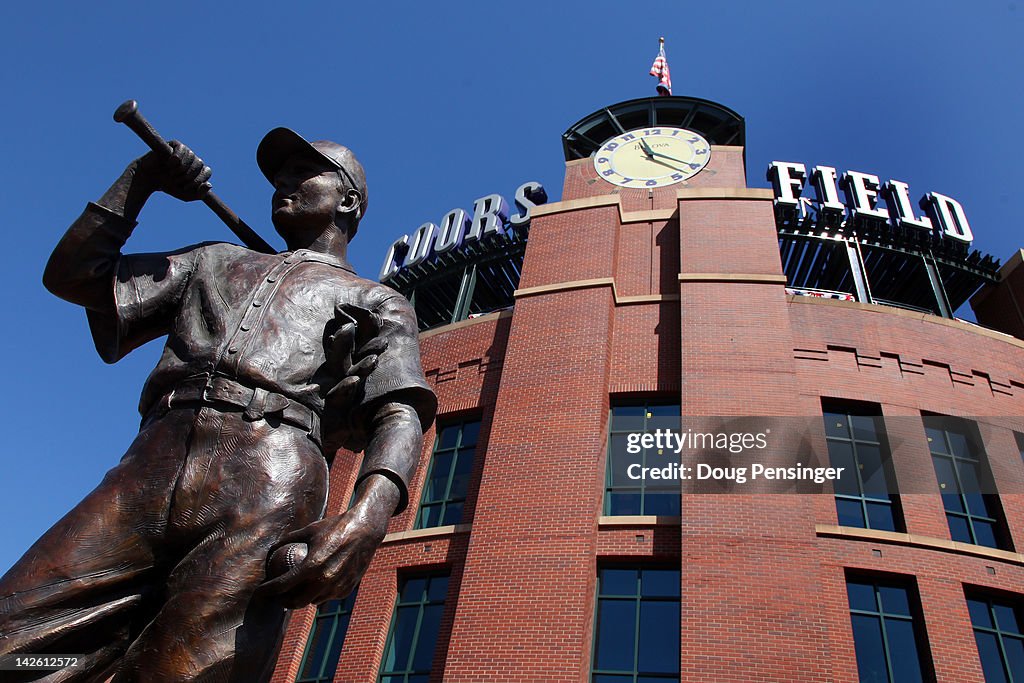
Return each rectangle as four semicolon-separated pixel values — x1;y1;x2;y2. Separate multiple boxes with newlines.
415;419;480;528
967;591;1024;682
846;576;932;682
822;402;901;531
296;589;358;683
604;401;681;516
399;240;527;331
924;416;1009;550
379;574;449;683
591;567;680;682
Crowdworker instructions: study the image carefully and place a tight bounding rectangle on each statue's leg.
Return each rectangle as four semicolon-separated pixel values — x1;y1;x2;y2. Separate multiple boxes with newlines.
0;409;196;682
111;408;329;683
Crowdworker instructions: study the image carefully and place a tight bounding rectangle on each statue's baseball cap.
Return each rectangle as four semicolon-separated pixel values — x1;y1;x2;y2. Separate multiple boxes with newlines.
257;127;368;239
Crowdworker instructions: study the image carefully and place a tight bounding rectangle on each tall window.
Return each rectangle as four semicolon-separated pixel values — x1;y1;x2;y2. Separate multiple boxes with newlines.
591;567;680;682
604;401;681;516
846;576;932;682
967;591;1024;682
822;402;901;531
415;419;480;529
925;416;1009;550
296;589;358;683
379;574;449;683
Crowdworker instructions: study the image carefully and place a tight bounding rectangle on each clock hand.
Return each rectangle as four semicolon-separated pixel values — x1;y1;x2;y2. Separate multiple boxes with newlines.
649;150;702;169
638;138;656;158
646;156;690;173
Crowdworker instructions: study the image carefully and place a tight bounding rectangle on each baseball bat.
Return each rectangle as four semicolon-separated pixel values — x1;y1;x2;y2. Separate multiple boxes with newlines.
113;100;276;254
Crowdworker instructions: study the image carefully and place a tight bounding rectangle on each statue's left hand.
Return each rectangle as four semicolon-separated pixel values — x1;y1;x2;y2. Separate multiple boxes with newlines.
321;304;389;452
324;311;388;412
257;496;390;607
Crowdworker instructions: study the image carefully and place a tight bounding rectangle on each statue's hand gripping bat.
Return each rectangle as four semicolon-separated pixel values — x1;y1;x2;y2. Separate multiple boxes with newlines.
113;100;275;254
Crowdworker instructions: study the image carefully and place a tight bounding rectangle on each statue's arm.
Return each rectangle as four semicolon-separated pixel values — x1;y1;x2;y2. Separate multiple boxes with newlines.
42;161;155;310
353;400;425;518
42;144;211;311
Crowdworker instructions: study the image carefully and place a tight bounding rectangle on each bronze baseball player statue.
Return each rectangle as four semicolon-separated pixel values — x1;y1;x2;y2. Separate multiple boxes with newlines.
0;120;436;682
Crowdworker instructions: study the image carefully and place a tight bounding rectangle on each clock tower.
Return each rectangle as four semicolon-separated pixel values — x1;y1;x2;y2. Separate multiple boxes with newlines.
561;95;747;204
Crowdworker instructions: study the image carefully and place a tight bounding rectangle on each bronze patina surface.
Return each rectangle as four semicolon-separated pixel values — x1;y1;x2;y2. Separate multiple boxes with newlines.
0;125;435;682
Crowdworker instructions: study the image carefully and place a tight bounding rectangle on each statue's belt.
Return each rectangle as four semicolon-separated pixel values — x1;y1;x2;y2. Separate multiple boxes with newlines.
145;375;321;446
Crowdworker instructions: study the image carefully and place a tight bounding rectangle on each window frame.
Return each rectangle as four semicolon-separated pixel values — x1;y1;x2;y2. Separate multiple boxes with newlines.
378;572;451;683
924;415;1011;551
845;573;934;683
414;417;481;529
821;400;903;532
603;399;681;517
590;565;681;682
965;588;1024;683
295;589;359;683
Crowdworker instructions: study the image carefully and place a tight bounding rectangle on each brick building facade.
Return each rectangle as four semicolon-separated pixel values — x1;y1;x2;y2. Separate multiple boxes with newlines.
270;97;1024;683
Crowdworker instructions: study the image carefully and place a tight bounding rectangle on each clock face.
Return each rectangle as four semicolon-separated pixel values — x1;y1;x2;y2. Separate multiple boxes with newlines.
593;127;712;188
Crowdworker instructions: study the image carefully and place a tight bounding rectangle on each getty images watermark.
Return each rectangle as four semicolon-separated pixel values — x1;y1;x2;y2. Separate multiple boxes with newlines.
623;426;845;486
610;415;1020;495
608;417;860;494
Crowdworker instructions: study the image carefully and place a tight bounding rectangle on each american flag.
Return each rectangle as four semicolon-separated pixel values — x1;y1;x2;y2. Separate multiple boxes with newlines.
649;38;671;96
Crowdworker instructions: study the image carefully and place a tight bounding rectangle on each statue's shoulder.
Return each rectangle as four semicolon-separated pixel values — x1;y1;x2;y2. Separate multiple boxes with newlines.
183;241;281;267
351;278;412;311
167;240;248;259
209;241;273;258
332;277;416;329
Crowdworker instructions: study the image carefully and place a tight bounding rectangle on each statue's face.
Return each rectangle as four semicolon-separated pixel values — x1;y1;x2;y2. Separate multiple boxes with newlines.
271;152;344;241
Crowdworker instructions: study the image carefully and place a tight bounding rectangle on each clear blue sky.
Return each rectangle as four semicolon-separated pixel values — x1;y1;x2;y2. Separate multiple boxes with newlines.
1;1;1021;574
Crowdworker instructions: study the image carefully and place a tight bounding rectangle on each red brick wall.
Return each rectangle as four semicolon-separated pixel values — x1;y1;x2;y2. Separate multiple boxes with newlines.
517;205;619;290
786;296;1024;683
614;216;679;297
816;536;1024;682
675;191;838;681
271;147;1024;683
609;302;680;394
442;284;616;683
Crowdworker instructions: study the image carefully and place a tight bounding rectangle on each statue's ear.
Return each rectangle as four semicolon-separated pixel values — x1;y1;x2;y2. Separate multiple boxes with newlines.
337;189;362;220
